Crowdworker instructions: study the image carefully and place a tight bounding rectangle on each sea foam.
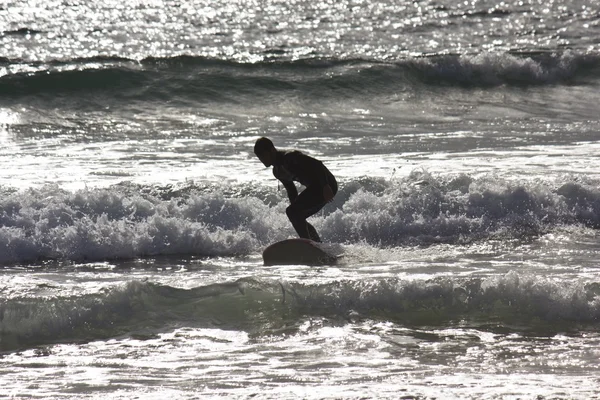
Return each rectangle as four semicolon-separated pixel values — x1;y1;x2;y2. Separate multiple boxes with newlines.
0;173;599;264
284;272;600;324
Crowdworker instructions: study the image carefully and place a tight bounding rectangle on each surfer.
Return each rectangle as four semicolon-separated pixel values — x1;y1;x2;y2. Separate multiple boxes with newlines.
254;137;337;243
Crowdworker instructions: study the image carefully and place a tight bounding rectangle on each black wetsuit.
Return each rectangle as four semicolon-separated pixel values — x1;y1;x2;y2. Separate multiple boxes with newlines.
272;150;338;242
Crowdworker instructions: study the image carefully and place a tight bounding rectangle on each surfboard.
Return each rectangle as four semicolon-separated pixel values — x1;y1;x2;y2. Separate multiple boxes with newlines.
262;238;339;266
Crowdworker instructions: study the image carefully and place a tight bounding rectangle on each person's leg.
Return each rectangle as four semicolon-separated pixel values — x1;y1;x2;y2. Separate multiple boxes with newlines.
305;222;321;242
286;186;327;242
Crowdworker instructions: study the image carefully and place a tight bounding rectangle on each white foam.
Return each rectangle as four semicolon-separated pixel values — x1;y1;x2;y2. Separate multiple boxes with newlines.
1;173;599;264
285;271;600;323
412;51;589;85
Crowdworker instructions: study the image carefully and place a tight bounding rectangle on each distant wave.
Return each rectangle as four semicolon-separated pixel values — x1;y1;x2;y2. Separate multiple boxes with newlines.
1;173;600;264
2;273;599;351
406;51;600;86
1;27;44;36
1;51;599;107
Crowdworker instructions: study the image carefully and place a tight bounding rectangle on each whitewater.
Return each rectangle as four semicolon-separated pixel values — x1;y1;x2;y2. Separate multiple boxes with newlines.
1;0;600;399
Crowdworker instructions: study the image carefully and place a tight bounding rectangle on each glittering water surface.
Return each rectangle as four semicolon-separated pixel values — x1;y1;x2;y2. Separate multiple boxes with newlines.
3;0;600;62
1;0;600;399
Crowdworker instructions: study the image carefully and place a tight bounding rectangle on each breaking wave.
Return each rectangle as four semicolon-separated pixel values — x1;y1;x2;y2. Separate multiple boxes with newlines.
1;172;599;264
1;272;599;351
1;51;599;108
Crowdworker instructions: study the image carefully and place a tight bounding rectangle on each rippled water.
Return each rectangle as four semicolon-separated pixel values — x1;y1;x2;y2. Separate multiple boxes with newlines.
1;0;600;398
3;0;600;62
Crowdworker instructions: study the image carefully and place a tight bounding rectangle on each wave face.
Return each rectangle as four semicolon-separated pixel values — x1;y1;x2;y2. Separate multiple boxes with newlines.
1;174;599;264
1;52;599;108
2;273;599;351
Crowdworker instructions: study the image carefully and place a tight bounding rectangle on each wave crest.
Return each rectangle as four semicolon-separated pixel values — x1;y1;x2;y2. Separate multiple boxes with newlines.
1;174;599;264
1;51;598;107
285;272;600;324
2;273;598;351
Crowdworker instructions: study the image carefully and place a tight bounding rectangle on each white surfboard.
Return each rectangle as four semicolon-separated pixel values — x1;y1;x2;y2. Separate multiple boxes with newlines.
262;238;339;266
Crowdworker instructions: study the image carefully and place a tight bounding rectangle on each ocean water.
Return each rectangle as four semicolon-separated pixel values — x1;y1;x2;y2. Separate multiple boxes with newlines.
1;0;600;398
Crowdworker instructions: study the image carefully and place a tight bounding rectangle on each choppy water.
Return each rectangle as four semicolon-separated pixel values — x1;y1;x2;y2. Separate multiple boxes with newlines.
1;0;600;399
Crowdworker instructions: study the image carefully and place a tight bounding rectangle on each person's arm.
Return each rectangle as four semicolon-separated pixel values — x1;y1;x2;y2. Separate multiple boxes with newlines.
290;152;333;201
322;183;334;202
281;180;298;203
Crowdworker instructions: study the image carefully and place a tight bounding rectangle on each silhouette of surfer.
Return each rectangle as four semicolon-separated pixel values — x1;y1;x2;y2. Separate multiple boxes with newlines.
254;137;337;242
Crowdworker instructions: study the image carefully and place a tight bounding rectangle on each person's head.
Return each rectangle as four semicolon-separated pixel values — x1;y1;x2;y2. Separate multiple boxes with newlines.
254;137;277;167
